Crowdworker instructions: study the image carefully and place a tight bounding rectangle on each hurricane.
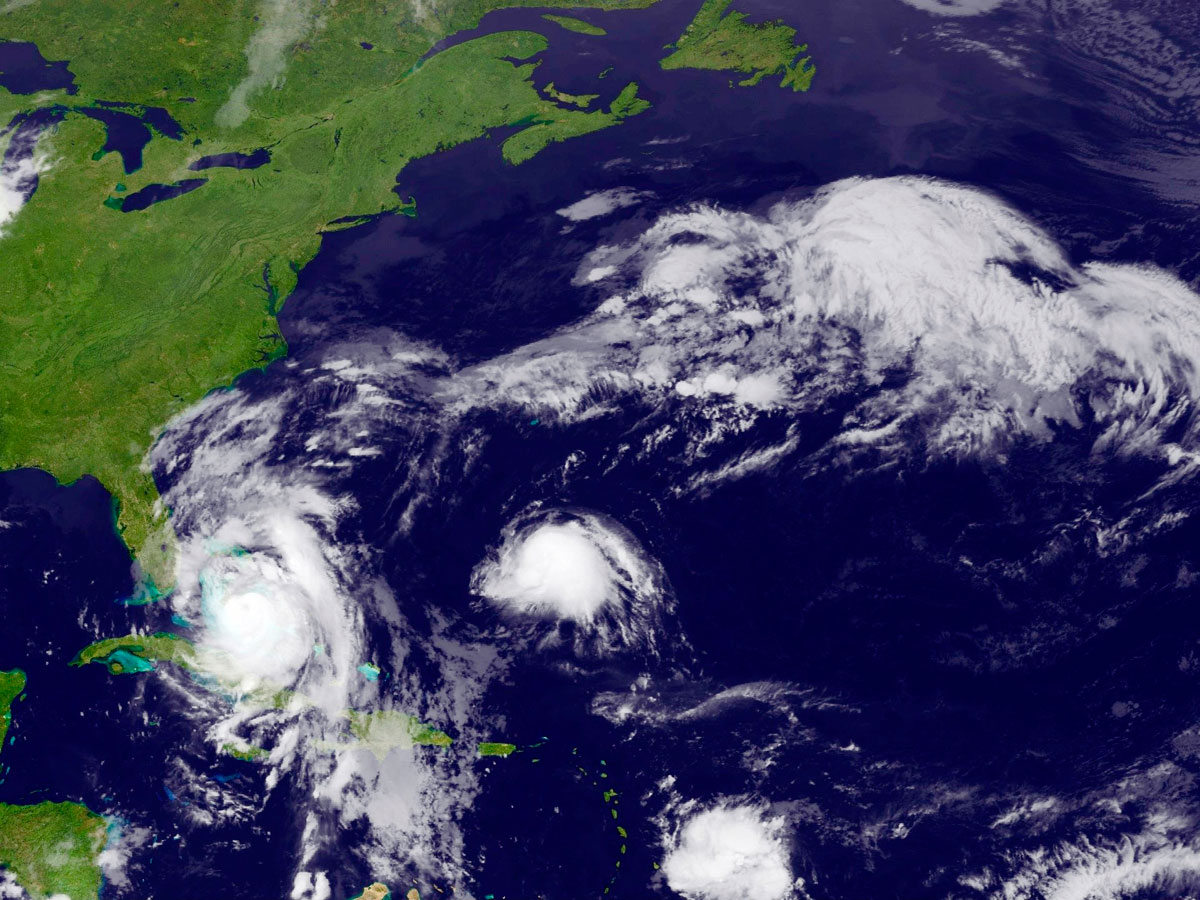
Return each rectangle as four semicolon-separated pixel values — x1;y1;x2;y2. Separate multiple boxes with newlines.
145;364;494;890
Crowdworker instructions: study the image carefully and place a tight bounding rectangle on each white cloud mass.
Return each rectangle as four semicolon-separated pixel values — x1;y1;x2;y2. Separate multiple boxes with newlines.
896;0;1007;15
662;803;795;900
471;509;680;658
556;187;652;222
451;176;1200;487
475;519;619;621
0;126;49;238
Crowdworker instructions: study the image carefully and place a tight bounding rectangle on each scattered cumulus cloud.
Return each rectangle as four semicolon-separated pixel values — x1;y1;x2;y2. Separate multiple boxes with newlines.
97;824;150;890
980;829;1200;900
268;176;1200;510
450;176;1200;487
966;760;1200;900
0;871;28;899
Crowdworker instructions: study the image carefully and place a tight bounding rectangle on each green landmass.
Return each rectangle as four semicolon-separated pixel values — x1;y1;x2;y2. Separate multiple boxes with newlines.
0;801;106;900
221;742;269;762
542;13;607;35
0;0;657;589
350;883;391;900
661;0;815;91
325;710;453;761
71;632;195;674
0;670;24;755
503;81;649;165
543;82;600;109
477;741;517;757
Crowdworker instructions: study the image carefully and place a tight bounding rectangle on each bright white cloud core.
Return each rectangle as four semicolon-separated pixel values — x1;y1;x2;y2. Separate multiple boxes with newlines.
662;804;794;900
475;519;618;621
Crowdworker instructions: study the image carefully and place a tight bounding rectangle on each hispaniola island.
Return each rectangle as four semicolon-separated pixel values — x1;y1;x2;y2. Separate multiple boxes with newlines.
3;0;1200;898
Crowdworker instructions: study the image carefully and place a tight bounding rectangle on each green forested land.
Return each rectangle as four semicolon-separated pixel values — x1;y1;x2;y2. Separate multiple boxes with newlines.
71;632;196;672
502;80;648;163
477;741;517;757
542;13;608;35
542;81;602;108
661;0;814;90
0;802;106;900
0;0;654;586
221;742;269;761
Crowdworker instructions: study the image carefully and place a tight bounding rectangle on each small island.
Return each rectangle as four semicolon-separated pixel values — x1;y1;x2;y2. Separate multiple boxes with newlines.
542;13;607;36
